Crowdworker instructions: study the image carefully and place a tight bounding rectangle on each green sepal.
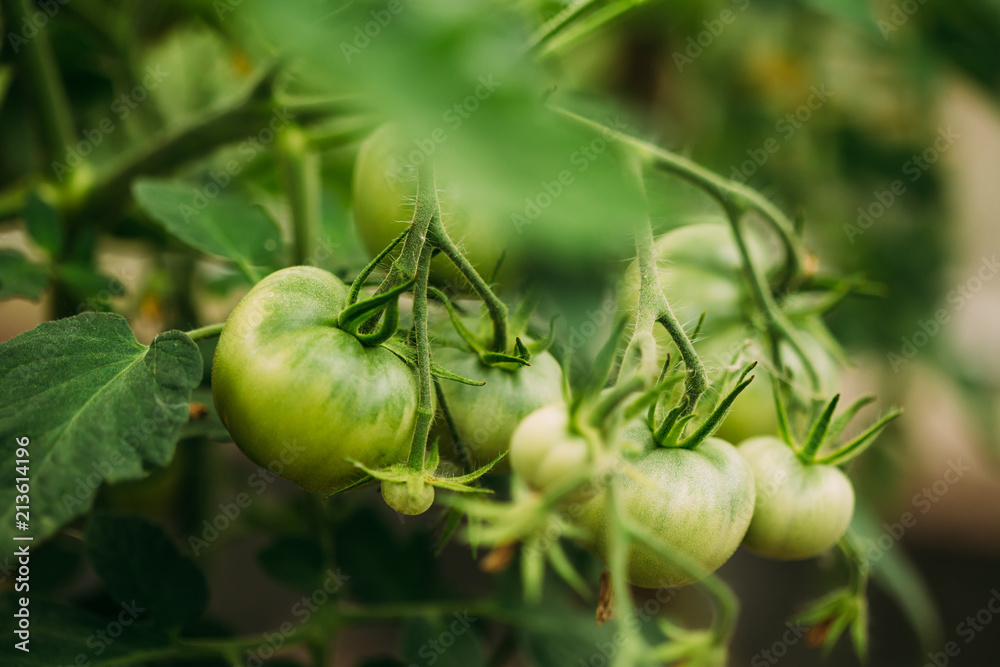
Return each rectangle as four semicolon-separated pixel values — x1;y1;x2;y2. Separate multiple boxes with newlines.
382;338;487;386
678;362;756;449
797;395;840;462
817;408;903;466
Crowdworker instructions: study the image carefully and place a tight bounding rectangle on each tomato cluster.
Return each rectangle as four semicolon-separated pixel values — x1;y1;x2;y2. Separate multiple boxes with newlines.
211;127;877;593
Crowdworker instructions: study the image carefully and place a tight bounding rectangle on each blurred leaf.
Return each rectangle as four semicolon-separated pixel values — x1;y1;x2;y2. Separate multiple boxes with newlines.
257;536;326;592
133;179;284;267
851;505;944;654
86;513;209;628
401;615;484;667
23;191;62;256
332;505;435;603
0;313;202;556
248;0;643;262
0;249;48;301
0;594;171;666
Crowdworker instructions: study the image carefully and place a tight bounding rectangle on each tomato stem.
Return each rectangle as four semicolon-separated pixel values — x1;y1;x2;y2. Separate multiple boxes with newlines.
428;214;509;353
407;241;436;471
278;126;321;266
623;154;708;419
183;323;225;341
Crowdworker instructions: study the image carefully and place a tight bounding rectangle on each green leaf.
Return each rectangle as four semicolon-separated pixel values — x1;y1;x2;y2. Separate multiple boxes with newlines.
23;191;62;256
133;179;283;268
0;313;202;555
0;249;48;301
257;536;326;593
86;513;209;629
0;594;171;666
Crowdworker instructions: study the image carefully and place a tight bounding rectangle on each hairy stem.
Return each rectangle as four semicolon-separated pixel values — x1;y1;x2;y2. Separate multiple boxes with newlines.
408;242;436;470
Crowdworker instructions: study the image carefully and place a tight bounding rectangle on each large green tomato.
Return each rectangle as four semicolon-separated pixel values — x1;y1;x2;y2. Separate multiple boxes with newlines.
619;221;779;339
352;125;510;286
212;266;420;493
577;429;756;589
738;436;854;560
435;345;563;468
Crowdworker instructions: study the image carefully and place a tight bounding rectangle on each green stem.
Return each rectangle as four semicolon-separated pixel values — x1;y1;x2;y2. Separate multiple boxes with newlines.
407;237;435;471
279;126;320;265
428;216;509;353
721;203;820;392
4;0;76;165
625;155;707;416
527;0;605;53
184;323;225;341
605;479;645;662
552;106;808;284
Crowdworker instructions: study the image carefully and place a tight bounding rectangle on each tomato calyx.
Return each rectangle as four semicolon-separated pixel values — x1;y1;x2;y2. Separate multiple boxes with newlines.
649;357;757;450
431;286;557;369
772;387;903;466
347;437;505;515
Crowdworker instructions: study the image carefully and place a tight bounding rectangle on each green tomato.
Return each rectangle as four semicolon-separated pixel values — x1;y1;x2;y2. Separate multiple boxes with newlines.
509;404;592;493
435;345;564;469
352;125;510;286
738;436;854;560
578;432;756;589
619;221;779;338
212;266;420;493
381;479;435;516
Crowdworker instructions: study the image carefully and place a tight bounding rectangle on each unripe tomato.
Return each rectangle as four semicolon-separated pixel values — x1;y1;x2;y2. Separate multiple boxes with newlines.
738;436;854;560
352;125;510;286
436;345;563;469
212;266;420;493
577;433;756;588
508;404;592;493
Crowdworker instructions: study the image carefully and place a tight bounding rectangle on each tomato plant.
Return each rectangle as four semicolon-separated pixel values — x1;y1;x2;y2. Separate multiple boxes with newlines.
9;0;981;664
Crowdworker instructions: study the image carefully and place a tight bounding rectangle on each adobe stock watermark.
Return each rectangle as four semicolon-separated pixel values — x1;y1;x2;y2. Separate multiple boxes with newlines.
577;587;681;667
845;126;959;244
243;568;350;667
406;611;477;667
672;0;751;72
188;441;305;556
749;621;810;666
511;115;628;234
856;459;969;568
55;600;146;667
5;0;70;54
887;254;999;373
178;107;296;222
727;85;832;188
877;0;931;39
339;0;414;63
382;74;502;186
51;66;171;182
923;589;1000;667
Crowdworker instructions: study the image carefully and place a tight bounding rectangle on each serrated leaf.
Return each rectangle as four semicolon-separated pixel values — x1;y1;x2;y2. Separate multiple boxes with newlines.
0;594;171;666
257;536;326;593
133;179;283;267
86;513;209;628
23;191;62;256
0;249;48;301
0;313;202;555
